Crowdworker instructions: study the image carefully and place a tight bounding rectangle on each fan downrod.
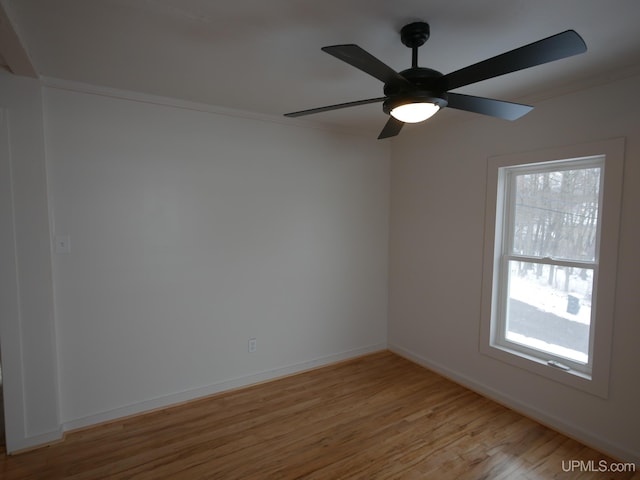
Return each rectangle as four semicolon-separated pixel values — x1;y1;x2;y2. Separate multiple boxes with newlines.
400;22;430;68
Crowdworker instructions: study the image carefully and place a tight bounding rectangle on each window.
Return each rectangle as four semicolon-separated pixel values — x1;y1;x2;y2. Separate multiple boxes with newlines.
480;139;624;397
498;158;602;373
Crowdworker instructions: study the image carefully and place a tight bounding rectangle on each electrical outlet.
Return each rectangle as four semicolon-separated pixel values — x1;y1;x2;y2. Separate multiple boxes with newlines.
248;338;257;353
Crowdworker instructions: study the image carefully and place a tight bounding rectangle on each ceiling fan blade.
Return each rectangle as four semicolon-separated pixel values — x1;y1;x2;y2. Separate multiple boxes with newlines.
284;97;386;118
447;93;533;120
443;30;587;91
322;44;411;88
378;117;404;139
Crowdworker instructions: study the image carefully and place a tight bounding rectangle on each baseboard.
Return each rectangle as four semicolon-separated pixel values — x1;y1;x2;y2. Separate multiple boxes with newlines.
388;343;640;466
5;427;64;455
62;343;387;434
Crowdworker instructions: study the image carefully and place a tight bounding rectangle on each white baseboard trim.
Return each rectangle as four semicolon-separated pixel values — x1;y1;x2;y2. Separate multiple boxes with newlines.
388;343;639;466
62;343;386;434
6;426;64;455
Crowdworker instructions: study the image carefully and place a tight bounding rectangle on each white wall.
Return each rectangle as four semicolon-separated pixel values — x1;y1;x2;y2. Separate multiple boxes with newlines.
43;87;390;428
388;72;640;463
0;71;60;452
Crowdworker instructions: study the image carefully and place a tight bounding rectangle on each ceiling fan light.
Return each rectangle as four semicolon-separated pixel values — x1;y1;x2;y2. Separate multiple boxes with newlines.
390;102;440;123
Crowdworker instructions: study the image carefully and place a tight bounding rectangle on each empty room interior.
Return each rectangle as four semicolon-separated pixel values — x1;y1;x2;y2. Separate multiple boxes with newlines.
0;0;639;478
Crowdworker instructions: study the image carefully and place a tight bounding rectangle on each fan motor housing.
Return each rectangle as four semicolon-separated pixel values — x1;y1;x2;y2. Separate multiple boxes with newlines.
383;67;448;113
401;67;445;87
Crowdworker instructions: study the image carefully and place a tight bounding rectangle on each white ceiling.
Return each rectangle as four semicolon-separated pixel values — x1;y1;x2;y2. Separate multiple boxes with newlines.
2;0;640;136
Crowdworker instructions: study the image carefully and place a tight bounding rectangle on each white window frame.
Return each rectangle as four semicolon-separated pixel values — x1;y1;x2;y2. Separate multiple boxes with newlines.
480;138;625;398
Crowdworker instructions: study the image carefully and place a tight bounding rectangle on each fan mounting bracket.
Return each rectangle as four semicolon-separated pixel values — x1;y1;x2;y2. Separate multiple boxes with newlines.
400;22;430;49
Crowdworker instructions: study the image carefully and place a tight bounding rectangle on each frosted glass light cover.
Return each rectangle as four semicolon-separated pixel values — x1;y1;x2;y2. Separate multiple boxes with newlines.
390;102;440;123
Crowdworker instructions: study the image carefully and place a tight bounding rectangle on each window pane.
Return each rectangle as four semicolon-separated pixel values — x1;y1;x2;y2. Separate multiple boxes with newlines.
512;167;601;261
505;260;593;364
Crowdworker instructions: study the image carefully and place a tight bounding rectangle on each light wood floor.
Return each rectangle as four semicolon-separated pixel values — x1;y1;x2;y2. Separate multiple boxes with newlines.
1;351;637;479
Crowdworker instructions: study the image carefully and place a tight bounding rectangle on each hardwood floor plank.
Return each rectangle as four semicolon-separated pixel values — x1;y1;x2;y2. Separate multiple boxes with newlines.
1;351;637;479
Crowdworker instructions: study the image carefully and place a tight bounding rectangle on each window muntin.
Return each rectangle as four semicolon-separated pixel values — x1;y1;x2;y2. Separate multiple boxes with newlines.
495;158;603;374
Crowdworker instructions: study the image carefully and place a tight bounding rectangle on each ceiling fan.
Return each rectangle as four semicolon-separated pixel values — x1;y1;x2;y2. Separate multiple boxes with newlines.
284;22;586;139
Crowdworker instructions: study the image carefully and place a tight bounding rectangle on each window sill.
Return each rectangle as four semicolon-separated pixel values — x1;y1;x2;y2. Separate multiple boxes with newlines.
480;342;608;398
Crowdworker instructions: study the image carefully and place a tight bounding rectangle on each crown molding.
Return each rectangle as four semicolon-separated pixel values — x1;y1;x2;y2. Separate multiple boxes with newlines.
40;76;377;140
